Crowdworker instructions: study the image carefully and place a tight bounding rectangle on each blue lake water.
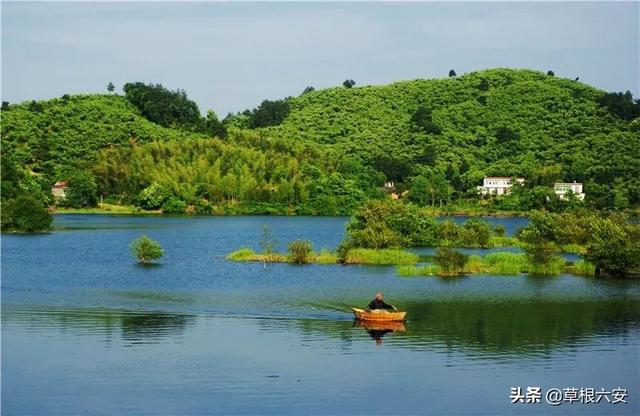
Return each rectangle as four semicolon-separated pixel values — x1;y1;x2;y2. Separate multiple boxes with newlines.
2;215;639;415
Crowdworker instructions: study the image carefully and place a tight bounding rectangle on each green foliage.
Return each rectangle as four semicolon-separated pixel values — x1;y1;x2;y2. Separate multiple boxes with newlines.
226;247;257;261
433;247;468;276
1;194;52;232
130;234;164;263
287;239;313;264
61;170;98;208
123;82;203;131
343;79;356;88
527;255;565;276
107;82;115;93
343;248;418;265
343;199;502;249
396;264;440;277
205;110;227;138
410;106;441;135
493;224;506;237
162;197;187;214
2;68;639;216
138;182;170;210
584;217;640;277
598;90;640;121
301;86;315;95
252;68;638;210
462;219;492;247
568;260;596;277
343;200;438;249
483;252;527;275
249;99;291;128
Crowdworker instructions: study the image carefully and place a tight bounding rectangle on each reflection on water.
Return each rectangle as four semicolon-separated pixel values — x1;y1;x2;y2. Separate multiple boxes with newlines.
354;320;406;345
3;308;195;346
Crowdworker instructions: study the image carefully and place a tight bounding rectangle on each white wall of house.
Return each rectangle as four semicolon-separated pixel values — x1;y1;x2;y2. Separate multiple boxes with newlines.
477;177;525;196
554;182;585;201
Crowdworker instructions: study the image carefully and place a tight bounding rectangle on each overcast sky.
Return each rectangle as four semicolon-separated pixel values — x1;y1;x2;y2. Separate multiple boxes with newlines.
2;1;638;116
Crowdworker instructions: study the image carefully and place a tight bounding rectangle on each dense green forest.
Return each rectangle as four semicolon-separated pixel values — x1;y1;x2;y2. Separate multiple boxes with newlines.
1;68;639;230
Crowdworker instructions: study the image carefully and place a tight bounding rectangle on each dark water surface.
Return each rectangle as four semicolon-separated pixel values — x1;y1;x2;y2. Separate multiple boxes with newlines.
2;215;639;415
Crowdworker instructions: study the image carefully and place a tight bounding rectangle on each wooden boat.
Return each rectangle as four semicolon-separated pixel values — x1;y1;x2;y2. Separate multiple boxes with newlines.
351;308;407;322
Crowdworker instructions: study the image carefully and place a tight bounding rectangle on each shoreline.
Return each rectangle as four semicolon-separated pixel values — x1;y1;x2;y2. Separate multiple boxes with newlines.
51;204;527;217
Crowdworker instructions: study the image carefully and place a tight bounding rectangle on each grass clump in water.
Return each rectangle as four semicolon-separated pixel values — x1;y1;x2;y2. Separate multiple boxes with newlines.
227;247;257;261
484;252;527;275
527;256;565;276
226;248;287;262
314;249;338;264
396;264;440;277
567;260;596;276
343;248;419;265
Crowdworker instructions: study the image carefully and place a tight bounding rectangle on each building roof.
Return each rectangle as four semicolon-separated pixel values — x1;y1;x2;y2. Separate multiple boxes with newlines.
484;176;525;180
52;181;68;188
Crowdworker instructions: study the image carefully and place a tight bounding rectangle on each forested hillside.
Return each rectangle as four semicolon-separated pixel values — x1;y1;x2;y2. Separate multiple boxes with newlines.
252;69;639;209
1;68;639;229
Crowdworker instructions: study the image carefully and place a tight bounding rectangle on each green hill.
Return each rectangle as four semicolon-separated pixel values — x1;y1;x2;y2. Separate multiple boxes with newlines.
1;68;639;227
256;69;638;207
1;94;199;176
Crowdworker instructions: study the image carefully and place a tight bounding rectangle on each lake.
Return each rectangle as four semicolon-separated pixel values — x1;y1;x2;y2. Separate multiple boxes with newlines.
2;215;639;415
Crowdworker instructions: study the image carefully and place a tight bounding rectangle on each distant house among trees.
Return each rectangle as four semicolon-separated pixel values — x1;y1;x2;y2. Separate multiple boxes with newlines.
554;182;585;201
51;181;69;200
477;177;525;196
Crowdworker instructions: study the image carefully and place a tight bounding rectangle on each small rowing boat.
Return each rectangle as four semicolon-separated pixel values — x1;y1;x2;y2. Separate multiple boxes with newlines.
351;308;407;322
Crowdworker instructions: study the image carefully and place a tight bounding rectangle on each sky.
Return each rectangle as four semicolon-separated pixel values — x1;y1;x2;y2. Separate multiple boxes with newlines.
2;1;638;116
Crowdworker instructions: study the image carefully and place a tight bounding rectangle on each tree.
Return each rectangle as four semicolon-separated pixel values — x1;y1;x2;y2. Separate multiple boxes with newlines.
250;99;291;128
138;182;170;210
479;78;489;91
598;91;640;121
448;69;457;77
343;79;356;88
410;106;441;135
107;82;115;93
28;100;43;113
495;126;519;143
547;70;555;76
130;235;164;264
64;170;98;208
301;86;315;95
259;225;277;256
123;82;202;130
1;194;52;232
287;240;313;264
584;218;640;277
162;197;186;214
409;175;432;206
433;248;468;276
205;110;227;138
2;101;10;111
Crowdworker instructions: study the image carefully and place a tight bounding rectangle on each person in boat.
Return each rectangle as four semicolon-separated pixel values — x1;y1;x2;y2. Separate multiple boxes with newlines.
367;292;397;311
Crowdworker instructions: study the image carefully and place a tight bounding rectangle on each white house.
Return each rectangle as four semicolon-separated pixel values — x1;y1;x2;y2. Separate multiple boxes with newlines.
51;181;68;200
477;177;525;196
554;182;585;201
